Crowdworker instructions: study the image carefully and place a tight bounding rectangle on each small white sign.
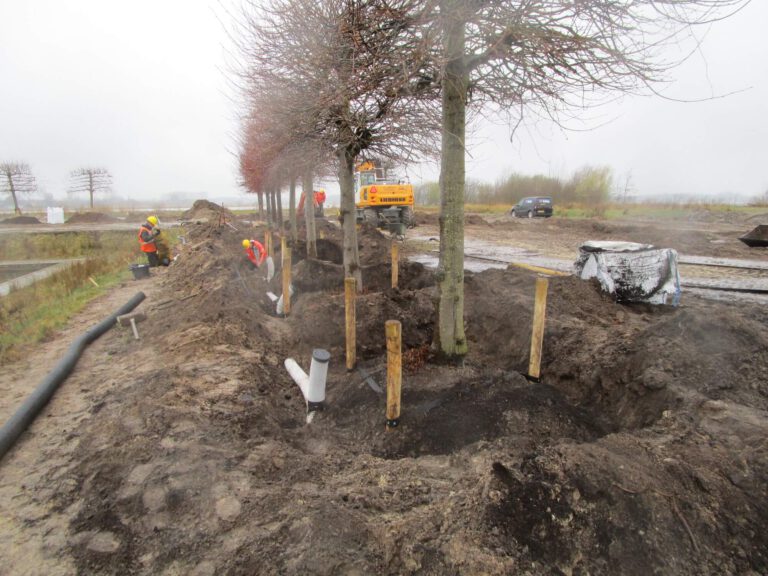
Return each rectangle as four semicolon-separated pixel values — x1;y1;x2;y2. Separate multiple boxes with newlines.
47;207;65;224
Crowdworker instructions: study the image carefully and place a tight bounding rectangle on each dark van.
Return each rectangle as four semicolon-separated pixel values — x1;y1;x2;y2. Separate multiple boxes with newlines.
510;196;553;218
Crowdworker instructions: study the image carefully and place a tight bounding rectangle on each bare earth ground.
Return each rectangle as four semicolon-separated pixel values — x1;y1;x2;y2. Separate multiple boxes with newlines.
0;210;767;575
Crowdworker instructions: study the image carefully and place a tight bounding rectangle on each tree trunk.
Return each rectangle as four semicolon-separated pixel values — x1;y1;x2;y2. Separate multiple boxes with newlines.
338;147;362;290
6;172;20;214
272;190;278;228
433;2;468;358
302;171;317;258
267;190;275;229
257;192;264;220
89;172;94;209
289;177;297;244
276;186;283;233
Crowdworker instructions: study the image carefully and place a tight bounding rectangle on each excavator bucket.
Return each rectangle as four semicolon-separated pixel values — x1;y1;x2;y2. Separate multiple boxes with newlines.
739;225;768;247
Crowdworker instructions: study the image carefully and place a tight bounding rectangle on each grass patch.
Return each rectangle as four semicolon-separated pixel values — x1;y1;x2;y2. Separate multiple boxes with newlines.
553;203;768;220
0;230;148;363
0;230;150;261
464;203;512;214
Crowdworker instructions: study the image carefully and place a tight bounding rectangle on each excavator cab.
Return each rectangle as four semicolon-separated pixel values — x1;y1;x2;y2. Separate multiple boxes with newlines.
354;160;414;231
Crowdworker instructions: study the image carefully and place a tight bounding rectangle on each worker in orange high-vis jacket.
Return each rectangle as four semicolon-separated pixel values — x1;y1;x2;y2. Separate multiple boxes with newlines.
242;238;266;268
138;216;161;267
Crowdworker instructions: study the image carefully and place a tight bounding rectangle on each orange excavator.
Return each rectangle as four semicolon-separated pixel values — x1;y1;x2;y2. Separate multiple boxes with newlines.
297;189;326;218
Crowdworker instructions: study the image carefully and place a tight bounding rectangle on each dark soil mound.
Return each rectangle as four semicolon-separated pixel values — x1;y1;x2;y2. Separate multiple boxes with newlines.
0;215;41;224
740;224;768;245
287;287;434;359
465;213;490;225
413;212;490;226
415;211;438;226
66;212;119;224
293;238;344;265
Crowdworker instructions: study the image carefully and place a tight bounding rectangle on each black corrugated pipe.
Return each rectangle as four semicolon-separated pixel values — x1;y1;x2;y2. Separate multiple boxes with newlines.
0;291;146;461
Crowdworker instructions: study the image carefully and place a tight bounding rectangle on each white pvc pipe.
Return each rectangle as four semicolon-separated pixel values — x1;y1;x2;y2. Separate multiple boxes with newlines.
307;349;330;405
284;349;330;414
265;256;275;282
285;358;310;400
276;284;295;315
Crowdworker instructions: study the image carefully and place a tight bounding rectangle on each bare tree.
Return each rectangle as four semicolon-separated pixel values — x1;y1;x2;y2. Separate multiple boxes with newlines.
69;167;112;209
0;162;37;215
236;0;440;288
428;0;749;358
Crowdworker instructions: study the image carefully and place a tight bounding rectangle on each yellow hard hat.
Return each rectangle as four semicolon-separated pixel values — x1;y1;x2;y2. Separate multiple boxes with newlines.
242;239;251;249
147;215;159;226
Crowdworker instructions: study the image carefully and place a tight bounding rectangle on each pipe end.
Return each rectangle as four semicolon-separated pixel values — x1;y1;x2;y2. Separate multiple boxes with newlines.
312;349;331;364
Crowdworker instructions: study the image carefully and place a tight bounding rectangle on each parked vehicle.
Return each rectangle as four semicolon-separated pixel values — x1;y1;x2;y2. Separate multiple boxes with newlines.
510;196;553;218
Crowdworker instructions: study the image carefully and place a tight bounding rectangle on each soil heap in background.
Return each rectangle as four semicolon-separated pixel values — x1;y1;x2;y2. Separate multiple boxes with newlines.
0;215;41;224
52;210;768;575
65;212;120;224
181;199;236;222
414;212;489;226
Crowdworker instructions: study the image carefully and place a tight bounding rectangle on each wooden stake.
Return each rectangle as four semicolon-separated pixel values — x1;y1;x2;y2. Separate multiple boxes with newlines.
265;230;273;258
129;318;140;340
385;320;402;429
345;277;356;370
391;241;399;289
528;276;549;380
281;237;291;316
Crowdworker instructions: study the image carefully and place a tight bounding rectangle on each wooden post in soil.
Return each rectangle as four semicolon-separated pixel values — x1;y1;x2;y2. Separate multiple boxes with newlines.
345;277;356;371
391;241;399;289
281;236;291;316
265;229;272;258
528;276;549;381
385;320;402;429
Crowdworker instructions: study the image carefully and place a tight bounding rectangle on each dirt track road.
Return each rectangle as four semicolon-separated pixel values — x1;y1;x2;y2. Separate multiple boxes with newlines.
0;278;160;575
413;215;768;303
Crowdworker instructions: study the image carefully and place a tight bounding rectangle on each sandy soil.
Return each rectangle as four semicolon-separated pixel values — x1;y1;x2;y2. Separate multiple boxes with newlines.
0;211;766;575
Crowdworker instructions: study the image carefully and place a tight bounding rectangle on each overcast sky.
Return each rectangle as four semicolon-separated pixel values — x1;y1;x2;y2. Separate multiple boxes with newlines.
1;0;766;207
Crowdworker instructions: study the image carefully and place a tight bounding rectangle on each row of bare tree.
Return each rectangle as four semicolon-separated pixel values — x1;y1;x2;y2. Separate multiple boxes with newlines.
235;0;747;359
0;163;112;214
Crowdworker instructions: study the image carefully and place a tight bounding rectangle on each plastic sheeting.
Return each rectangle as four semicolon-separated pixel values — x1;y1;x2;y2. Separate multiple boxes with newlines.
574;240;681;305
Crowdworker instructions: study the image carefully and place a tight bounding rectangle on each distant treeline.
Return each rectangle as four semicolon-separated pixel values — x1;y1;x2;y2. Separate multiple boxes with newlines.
415;166;615;206
415;167;768;207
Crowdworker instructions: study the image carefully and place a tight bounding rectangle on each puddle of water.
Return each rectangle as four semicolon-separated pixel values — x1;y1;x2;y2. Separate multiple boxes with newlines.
408;238;767;305
409;253;507;273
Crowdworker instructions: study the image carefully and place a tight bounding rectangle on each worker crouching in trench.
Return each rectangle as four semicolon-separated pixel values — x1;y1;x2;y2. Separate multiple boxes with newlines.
243;238;266;268
138;216;172;267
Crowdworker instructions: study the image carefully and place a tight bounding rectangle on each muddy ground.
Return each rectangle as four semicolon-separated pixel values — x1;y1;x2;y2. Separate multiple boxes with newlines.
1;210;767;575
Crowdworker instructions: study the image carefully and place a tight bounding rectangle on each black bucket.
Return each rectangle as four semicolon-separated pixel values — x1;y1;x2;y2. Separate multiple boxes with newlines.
129;264;150;280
